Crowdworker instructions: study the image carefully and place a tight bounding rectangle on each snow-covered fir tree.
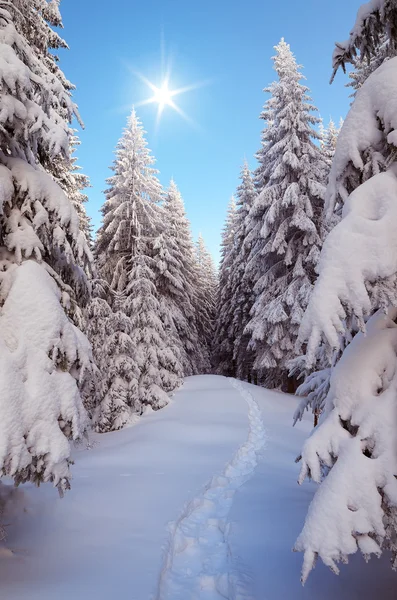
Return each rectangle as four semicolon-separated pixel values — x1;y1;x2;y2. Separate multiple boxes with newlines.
93;109;182;430
17;0;92;245
320;118;340;168
156;180;209;375
0;0;94;493
85;280;139;432
253;83;275;195
220;196;237;259
245;39;327;390
213;196;237;375
194;234;217;368
231;163;257;382
213;164;258;380
123;257;182;410
296;0;397;582
96;109;163;281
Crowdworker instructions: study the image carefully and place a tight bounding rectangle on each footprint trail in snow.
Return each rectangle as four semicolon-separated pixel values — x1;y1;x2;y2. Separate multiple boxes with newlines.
156;378;267;600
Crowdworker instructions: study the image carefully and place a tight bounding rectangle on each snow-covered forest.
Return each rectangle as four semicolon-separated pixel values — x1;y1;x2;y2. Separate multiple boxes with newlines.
1;0;397;597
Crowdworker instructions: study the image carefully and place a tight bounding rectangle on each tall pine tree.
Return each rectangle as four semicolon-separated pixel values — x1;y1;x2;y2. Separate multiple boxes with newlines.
245;39;327;390
296;1;397;580
93;110;182;429
320;118;340;169
0;0;94;493
155;180;209;375
194;234;217;369
231;163;257;382
213;196;237;375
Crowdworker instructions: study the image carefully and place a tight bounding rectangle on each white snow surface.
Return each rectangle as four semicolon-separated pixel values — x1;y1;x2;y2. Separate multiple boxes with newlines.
0;375;395;599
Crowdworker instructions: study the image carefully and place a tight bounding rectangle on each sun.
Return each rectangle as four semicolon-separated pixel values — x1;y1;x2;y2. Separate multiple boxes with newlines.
134;72;195;127
152;81;174;108
125;34;211;130
131;67;209;130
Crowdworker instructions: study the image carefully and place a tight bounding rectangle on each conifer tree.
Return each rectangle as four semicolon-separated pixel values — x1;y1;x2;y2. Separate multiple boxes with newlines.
231;163;257;382
154;181;208;375
18;1;93;244
213;196;237;375
0;0;94;493
85;281;139;432
320;118;340;168
123;257;182;409
296;1;397;581
194;235;217;369
93;110;182;428
245;39;327;389
96;109;163;282
214;164;258;381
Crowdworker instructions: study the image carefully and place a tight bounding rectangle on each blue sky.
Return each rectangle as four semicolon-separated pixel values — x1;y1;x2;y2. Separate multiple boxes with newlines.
60;0;360;263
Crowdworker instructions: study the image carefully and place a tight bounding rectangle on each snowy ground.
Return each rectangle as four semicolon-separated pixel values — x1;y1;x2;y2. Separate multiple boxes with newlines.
0;375;395;599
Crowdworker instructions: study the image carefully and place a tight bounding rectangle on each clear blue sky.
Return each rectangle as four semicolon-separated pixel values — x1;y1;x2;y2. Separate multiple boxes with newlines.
59;0;360;263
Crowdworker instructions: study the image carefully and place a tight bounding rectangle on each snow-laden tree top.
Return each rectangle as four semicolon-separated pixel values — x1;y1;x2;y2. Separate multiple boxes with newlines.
96;109;163;283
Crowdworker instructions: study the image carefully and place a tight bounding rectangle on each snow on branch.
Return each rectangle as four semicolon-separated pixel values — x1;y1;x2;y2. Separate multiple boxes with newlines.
295;309;397;583
300;58;397;365
0;260;90;492
331;0;394;80
300;166;397;365
327;57;397;214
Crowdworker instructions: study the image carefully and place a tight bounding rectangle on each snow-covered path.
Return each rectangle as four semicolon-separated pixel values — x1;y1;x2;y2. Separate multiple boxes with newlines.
0;376;252;600
0;375;395;600
156;379;266;600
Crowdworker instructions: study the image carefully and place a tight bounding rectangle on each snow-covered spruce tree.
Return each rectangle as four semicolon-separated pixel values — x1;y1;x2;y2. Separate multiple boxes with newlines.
194;234;217;369
94;110;182;428
213;196;237;375
152;181;208;375
123;256;182;410
320;118;340;168
231;163;257;382
14;0;92;244
245;39;327;390
214;163;257;380
0;0;94;493
295;2;397;582
84;280;139;432
96;109;163;281
294;10;394;426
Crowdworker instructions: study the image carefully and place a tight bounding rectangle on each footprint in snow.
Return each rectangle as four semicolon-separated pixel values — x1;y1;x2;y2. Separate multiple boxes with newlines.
155;378;267;600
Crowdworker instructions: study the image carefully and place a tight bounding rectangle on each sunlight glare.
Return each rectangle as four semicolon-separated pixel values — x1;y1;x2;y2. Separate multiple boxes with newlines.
153;81;174;108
